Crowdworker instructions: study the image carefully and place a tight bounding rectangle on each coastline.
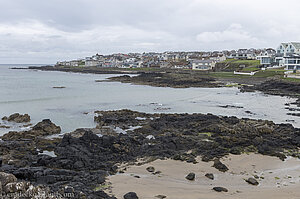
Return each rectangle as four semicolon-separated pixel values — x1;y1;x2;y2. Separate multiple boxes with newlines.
2;67;300;198
1;110;300;198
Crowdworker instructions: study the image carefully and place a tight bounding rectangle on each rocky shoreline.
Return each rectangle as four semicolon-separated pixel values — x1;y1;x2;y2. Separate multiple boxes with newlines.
22;66;142;75
241;79;300;107
106;72;223;88
23;66;300;98
0;110;300;198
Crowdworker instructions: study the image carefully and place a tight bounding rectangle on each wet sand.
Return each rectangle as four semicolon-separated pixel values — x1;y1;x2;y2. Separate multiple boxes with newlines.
107;154;300;199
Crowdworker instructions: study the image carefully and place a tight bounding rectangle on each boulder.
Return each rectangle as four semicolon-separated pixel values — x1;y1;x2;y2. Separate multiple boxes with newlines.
124;192;139;199
155;195;167;199
205;173;214;180
212;187;228;192
185;173;195;181
146;166;155;173
32;119;61;135
0;172;17;186
213;159;228;172
1;119;61;141
245;177;259;186
3;182;30;193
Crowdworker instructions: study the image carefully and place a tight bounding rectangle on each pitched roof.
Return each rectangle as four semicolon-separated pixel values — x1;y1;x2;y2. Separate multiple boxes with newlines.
281;43;288;48
291;42;300;50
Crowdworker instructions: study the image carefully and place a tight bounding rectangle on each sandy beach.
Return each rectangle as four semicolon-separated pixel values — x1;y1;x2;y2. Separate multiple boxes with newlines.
107;153;300;199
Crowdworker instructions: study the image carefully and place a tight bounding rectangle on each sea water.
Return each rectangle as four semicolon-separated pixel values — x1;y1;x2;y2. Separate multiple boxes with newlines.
0;64;299;135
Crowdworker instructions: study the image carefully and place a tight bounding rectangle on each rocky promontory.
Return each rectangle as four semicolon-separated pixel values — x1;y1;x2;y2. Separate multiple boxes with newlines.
107;72;223;88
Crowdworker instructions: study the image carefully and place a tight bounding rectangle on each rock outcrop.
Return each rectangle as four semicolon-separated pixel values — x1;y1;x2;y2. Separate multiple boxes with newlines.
1;110;300;198
2;119;61;141
2;113;31;123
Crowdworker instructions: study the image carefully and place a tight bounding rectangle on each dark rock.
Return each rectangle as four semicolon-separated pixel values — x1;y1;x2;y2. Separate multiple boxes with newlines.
153;171;162;175
1;109;300;198
1;119;61;141
219;105;243;109
212;187;228;192
155;195;167;199
109;72;223;88
146;166;155;173
213;159;228;172
3;113;30;123
245;177;259;185
110;165;118;174
0;172;17;186
205;173;214;180
124;192;139;199
185;173;195;181
36;175;56;184
32;119;61;135
64;186;74;193
186;157;197;163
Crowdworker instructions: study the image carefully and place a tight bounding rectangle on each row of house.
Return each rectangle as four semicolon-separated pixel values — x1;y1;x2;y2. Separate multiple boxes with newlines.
56;52;229;70
257;42;300;70
56;44;300;71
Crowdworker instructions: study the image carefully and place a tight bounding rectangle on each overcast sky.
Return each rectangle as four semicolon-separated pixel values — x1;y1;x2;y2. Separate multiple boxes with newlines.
1;0;300;64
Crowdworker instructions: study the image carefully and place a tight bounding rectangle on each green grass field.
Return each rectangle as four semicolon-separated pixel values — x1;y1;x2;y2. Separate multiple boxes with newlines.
253;70;284;77
217;59;261;72
219;59;260;66
209;69;285;79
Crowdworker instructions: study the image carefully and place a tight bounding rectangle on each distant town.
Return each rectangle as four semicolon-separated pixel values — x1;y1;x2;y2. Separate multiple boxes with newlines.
56;42;300;75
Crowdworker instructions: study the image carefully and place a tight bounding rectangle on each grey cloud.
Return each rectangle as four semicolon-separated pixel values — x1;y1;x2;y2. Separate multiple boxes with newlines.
0;0;300;63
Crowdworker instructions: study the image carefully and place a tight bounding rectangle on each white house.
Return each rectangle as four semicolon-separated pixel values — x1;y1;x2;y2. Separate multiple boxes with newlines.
257;49;276;67
85;57;98;67
284;54;300;70
227;49;257;60
276;42;300;70
191;60;216;70
70;60;79;67
209;55;226;62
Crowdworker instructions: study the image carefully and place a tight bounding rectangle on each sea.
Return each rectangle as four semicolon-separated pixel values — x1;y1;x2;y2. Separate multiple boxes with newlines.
0;64;299;135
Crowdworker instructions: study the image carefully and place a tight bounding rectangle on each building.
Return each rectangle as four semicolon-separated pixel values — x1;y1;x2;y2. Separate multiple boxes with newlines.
257;49;276;67
70;60;79;67
191;60;216;70
209;55;226;62
228;49;257;60
277;42;300;56
284;54;300;70
84;57;97;67
276;42;300;70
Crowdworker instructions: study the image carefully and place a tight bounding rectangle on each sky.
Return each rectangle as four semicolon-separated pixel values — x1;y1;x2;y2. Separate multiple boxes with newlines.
1;0;300;64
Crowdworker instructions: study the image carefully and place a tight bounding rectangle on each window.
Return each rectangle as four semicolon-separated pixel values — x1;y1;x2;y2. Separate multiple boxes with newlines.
288;59;296;64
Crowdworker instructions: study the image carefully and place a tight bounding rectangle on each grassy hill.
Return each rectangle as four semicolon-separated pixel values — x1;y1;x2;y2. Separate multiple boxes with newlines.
215;59;260;72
